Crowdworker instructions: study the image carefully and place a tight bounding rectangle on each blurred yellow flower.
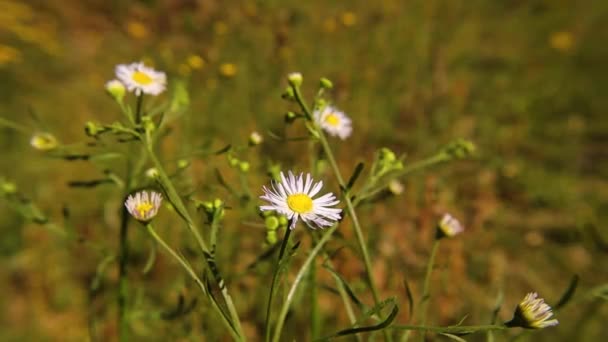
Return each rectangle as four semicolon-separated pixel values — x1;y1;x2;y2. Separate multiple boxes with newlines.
341;12;357;27
549;31;574;52
126;20;149;40
0;44;21;65
30;132;58;151
214;21;228;35
187;55;205;70
219;63;237;77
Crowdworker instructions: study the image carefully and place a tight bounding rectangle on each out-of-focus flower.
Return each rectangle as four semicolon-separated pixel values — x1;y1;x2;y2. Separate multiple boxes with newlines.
145;168;159;179
125;190;163;222
116;62;166;96
249;131;263;146
388;179;404;195
287;72;303;87
30;132;58;151
313;105;352;140
506;292;559;329
219;63;237;77
260;171;341;230
187;54;205;70
341;12;357;27
126;20;149;39
436;213;464;239
550;31;574;52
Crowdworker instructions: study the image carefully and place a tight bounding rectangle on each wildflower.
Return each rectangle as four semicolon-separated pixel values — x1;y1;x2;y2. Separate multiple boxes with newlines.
388;179;404;195
125;190;163;222
313;105;352;140
260;171;341;229
30;132;58;151
219;63;237;77
105;79;126;102
249;131;263;146
506;292;559;329
436;213;464;239
187;54;205;70
115;62;166;96
145;168;159;179
126;20;149;39
550;31;574;52
287;72;303;87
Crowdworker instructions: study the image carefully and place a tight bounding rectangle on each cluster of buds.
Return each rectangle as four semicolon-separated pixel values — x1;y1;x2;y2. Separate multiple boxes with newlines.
198;198;226;223
371;147;403;180
227;155;250;173
442;139;476;160
261;210;288;245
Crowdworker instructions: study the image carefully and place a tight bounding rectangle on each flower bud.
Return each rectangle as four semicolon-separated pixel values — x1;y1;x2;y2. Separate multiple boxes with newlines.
177;159;190;169
105;79;126;103
287;72;303;87
284;111;298;123
319;77;333;89
249;131;263;146
442;139;476;160
30;132;58;151
239;161;250;173
145;168;159;179
84;121;102;137
265;216;280;231
281;87;295;100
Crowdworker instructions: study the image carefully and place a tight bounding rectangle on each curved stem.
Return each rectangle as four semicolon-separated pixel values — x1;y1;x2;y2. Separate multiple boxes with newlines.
265;227;292;342
419;240;440;340
392;324;507;334
271;226;337;342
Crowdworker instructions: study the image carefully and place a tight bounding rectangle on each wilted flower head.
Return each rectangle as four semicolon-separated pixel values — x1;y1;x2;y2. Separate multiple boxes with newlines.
260;171;342;230
506;292;559;329
436;213;464;239
116;62;166;96
125;190;163;222
313;105;352;140
30;132;58;151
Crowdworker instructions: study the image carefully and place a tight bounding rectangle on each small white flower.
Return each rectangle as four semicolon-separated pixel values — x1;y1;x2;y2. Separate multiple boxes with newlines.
508;292;559;329
437;213;464;238
125;190;163;222
115;62;166;96
313;105;352;140
260;171;342;230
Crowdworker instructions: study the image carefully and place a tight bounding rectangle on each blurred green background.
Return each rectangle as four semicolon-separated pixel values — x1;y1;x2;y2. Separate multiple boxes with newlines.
1;0;607;340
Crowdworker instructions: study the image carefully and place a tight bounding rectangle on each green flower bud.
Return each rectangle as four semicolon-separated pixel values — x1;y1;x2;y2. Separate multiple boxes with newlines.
1;180;17;195
281;87;295;100
177;159;190;169
141;116;155;133
30;132;58;151
145;168;159;179
84;121;101;137
319;77;333;89
228;156;240;167
379;147;396;163
213;198;223;209
287;72;303;87
278;215;288;227
284;111;298;123
265;216;280;231
442;139;476;160
249;131;263;146
239;161;250;173
266;230;278;245
105;79;126;103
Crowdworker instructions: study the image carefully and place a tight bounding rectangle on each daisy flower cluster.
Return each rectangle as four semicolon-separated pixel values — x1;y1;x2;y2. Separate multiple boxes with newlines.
260;171;342;230
107;62;167;96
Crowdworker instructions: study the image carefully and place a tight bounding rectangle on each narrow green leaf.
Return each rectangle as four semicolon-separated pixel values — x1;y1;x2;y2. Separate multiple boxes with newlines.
344;162;364;192
323;264;365;310
318;300;399;340
403;276;415;318
554;274;579;310
440;333;468;342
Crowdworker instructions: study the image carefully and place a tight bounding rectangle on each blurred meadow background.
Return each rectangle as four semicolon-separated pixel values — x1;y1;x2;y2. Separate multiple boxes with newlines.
1;0;608;341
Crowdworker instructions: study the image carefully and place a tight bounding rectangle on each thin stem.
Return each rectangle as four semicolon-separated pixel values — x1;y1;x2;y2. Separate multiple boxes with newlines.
419;240;440;341
135;95;144;124
117;205;130;342
392;324;507;334
292;84;389;340
145;224;241;341
265;227;292;342
271;226;337;342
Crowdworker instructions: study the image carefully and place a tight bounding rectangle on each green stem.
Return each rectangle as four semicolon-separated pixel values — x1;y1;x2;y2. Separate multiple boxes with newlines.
419;240;440;341
145;224;241;341
265;227;292;342
292;83;389;340
271;226;338;342
117;205;130;342
135;95;144;124
144;140;244;341
393;324;507;334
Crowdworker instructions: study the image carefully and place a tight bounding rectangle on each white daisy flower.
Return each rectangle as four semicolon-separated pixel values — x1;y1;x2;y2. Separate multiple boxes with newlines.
125;190;163;222
260;171;342;230
313;105;352;140
115;62;167;96
437;213;464;239
507;292;559;329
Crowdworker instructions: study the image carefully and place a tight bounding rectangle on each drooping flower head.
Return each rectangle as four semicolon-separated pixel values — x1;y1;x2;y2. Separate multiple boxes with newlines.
436;213;464;239
125;190;163;222
115;62;166;96
260;171;342;230
506;292;559;329
313;105;352;140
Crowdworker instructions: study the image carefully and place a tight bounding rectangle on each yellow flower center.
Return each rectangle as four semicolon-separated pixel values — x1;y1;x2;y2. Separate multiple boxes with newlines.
324;113;341;127
135;202;154;218
132;71;153;85
286;194;313;214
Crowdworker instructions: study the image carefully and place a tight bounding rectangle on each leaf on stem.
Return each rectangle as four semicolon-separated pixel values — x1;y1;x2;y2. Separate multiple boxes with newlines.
554;274;579;310
343;162;364;193
318;298;399;340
